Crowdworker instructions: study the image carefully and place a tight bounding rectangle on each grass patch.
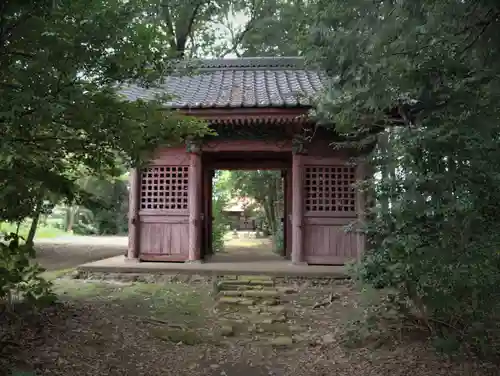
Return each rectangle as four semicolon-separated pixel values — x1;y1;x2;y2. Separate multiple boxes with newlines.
40;268;75;281
0;222;67;240
52;279;119;298
35;226;67;239
52;279;211;326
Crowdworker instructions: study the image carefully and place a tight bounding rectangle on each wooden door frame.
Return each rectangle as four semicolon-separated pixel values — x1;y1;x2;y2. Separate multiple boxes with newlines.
282;168;292;259
201;167;213;259
201;152;291;261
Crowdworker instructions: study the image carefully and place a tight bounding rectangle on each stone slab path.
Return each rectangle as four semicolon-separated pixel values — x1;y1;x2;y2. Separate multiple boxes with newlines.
213;275;306;347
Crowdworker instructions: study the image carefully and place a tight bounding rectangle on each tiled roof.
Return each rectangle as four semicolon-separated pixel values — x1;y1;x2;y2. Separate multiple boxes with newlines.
119;57;326;109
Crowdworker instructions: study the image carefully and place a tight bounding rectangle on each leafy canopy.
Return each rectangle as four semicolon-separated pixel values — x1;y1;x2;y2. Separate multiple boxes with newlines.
308;0;500;356
0;0;209;221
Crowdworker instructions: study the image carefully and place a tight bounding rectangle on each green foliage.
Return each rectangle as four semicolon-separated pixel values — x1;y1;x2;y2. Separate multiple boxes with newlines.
0;0;309;240
0;234;56;310
272;220;284;254
0;222;66;240
237;0;313;57
0;0;209;236
211;201;228;253
78;175;129;235
211;171;231;252
142;0;310;58
0;0;215;307
309;0;500;358
229;170;283;237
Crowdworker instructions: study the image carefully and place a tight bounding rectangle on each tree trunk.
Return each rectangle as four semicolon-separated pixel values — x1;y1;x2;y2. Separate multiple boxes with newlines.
66;206;77;232
26;191;44;246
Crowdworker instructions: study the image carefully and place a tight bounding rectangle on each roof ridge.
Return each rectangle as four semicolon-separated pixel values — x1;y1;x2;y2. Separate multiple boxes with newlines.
193;56;305;71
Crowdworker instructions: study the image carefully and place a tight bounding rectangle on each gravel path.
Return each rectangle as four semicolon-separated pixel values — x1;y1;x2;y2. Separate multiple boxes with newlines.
34;236;127;271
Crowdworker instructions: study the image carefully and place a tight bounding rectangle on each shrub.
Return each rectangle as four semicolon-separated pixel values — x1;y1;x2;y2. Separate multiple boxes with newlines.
0;233;56;310
354;127;500;359
211;195;229;253
272;220;284;254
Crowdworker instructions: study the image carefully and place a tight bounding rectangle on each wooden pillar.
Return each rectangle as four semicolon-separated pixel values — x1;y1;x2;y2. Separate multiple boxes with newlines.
187;141;202;262
203;169;215;256
281;169;288;258
283;169;292;259
127;168;140;261
291;149;305;265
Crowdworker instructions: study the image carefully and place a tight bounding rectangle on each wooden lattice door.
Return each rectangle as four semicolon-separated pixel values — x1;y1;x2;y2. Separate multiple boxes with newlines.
138;164;190;261
302;159;358;264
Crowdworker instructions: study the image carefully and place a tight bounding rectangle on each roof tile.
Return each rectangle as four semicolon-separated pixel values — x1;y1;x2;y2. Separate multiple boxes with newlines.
119;57;326;109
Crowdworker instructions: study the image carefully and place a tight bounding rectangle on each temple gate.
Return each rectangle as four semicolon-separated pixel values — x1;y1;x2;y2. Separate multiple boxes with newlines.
125;57;365;265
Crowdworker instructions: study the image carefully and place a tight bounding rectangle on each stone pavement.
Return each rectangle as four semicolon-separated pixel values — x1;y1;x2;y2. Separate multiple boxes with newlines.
213;275;307;347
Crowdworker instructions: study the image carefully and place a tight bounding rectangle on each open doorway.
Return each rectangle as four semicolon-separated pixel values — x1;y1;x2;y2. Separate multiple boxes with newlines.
203;169;289;263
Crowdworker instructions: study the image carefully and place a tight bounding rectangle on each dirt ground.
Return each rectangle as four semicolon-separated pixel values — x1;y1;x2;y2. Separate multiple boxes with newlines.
1;277;496;376
212;232;281;262
2;235;493;375
34;236;127;271
33;232;275;271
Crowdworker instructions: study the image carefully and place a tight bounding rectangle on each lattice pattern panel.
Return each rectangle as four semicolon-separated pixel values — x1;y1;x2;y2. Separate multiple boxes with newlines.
140;166;189;210
304;166;356;212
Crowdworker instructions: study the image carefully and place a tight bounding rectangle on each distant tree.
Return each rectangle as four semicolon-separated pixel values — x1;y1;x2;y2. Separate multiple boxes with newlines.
211;170;232;252
228;171;283;237
143;0;313;57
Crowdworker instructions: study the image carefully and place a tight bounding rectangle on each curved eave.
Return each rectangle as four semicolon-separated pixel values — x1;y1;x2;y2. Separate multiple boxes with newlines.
174;106;315;125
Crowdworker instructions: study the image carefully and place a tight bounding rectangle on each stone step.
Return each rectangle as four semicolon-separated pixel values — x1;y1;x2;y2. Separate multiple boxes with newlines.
217;296;256;306
276;286;299;294
219;313;288;326
217;284;271;292
216;282;297;294
235;275;274;282
217;279;275;288
242;289;280;298
216;298;281;308
259;298;280;306
219;290;244;297
252;315;288;325
258;305;287;315
218;289;281;299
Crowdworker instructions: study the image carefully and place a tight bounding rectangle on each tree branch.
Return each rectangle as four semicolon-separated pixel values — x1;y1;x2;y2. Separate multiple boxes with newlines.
175;0;206;56
159;1;178;52
459;10;498;55
219;0;261;57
